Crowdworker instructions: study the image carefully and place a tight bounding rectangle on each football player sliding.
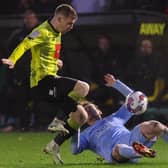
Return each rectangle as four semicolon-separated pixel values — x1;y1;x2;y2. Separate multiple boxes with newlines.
47;74;168;164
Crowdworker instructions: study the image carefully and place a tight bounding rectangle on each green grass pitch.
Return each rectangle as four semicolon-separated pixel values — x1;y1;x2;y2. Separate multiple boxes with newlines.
0;132;167;168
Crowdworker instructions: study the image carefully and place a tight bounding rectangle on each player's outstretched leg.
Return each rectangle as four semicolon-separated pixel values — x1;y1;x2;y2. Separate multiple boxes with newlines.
44;117;70;164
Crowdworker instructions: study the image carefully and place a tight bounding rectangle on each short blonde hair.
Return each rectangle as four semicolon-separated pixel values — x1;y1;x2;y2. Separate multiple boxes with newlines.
55;4;78;19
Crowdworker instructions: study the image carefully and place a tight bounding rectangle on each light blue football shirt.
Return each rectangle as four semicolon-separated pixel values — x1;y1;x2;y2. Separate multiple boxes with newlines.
71;80;156;163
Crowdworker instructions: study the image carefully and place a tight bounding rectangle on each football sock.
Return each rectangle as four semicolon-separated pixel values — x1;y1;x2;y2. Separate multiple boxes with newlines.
68;90;85;102
67;118;80;130
118;144;141;159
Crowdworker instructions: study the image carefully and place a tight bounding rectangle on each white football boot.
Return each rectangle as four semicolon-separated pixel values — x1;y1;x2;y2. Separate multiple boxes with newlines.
43;140;64;164
48;117;69;134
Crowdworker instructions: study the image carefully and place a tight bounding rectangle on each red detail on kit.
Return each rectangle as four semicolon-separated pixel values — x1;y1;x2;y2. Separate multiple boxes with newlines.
54;44;61;59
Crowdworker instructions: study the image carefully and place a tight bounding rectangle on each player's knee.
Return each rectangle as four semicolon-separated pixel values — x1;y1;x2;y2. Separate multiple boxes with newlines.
70;105;88;127
141;120;165;138
150;120;166;133
83;103;102;125
74;81;90;97
112;144;128;163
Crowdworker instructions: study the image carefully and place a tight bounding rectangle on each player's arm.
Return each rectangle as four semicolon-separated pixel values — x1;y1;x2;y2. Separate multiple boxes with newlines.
71;132;89;155
104;73;133;97
1;58;14;69
57;58;63;69
1;38;32;68
1;30;44;68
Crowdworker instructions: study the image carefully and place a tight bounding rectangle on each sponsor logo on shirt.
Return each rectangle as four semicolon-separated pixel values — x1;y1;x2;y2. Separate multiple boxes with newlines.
28;31;40;39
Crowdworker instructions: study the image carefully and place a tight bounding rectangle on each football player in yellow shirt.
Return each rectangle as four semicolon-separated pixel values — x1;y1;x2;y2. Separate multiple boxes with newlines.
2;3;89;163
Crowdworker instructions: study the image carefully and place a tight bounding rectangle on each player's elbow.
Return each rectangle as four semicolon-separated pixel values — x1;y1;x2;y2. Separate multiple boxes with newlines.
71;145;80;155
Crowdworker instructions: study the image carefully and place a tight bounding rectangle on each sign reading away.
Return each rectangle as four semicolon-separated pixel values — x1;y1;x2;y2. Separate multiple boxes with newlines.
139;23;165;35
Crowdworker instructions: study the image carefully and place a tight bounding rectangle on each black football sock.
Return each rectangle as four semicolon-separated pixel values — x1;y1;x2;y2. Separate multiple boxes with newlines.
54;121;77;146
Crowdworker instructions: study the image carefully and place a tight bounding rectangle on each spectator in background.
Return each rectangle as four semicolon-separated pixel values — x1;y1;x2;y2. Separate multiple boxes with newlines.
7;10;40;46
88;34;123;115
128;39;165;107
1;10;40;132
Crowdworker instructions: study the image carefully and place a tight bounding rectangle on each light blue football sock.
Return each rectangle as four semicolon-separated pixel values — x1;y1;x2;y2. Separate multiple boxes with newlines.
118;144;141;159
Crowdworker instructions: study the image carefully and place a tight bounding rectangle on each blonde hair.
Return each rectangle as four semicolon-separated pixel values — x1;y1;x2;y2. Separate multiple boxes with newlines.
55;4;78;19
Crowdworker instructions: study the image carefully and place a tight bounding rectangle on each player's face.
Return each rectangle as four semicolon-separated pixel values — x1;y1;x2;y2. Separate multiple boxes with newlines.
84;103;102;125
58;15;77;33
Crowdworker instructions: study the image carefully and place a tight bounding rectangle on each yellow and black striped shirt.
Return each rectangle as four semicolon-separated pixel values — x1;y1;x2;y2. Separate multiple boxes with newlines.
8;20;62;88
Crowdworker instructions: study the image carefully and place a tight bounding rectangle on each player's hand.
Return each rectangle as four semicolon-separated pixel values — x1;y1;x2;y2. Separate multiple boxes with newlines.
1;58;14;69
104;73;116;87
57;59;63;69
